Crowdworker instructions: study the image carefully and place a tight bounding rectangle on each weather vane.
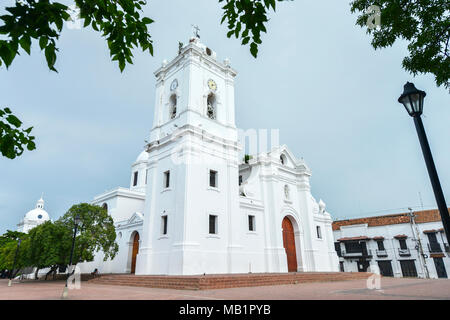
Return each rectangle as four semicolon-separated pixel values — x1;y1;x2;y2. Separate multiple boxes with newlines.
191;24;200;39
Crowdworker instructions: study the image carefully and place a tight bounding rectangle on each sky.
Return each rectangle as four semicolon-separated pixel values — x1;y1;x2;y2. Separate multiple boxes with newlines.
1;0;449;234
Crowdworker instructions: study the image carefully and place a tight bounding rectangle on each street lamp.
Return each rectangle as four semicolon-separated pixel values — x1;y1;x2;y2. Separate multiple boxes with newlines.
398;82;450;245
8;239;22;287
62;214;81;299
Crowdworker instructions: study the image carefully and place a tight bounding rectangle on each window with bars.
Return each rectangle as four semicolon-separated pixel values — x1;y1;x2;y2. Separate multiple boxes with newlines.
207;93;217;120
209;170;217;188
377;240;385;251
164;171;170;188
209;215;217;234
345;241;365;253
399;239;407;250
169;94;177;119
316;226;322;239
133;171;138;186
248;215;255;231
161;215;168;235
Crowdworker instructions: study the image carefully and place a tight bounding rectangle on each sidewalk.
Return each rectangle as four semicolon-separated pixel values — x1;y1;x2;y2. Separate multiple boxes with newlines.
1;278;449;300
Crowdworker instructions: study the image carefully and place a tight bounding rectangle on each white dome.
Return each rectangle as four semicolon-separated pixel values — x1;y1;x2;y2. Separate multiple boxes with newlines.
24;198;50;222
25;208;50;222
135;150;149;163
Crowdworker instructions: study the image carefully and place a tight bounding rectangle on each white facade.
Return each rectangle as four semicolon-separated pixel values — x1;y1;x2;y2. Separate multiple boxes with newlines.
79;37;339;275
333;210;450;279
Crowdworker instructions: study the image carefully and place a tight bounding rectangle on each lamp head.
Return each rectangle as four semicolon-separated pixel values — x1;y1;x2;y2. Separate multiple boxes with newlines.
398;82;426;117
74;214;81;226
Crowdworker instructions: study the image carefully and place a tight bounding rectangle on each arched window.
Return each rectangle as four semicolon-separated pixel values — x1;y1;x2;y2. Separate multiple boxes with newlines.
169;94;177;119
207;93;216;120
316;226;322;239
280;154;287;165
102;203;108;213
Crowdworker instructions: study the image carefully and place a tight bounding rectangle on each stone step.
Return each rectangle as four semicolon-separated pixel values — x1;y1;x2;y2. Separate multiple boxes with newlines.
88;272;373;290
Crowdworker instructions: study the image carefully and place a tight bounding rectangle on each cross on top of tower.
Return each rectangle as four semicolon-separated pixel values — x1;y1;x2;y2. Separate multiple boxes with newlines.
191;24;200;39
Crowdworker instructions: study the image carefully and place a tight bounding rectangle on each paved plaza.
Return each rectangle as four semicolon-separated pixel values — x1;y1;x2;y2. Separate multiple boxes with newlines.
1;277;449;300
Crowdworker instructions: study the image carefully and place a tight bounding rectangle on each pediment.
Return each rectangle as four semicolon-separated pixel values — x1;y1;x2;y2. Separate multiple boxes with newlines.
127;212;144;224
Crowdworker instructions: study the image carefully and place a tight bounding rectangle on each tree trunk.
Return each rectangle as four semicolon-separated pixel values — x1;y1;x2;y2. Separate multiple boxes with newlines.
12;268;20;279
34;268;39;280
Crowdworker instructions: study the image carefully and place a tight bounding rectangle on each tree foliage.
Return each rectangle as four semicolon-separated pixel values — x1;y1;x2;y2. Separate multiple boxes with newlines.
0;0;154;159
27;221;71;270
220;0;290;58
0;0;154;72
57;203;119;263
0;107;35;159
350;0;450;89
0;231;30;273
0;203;118;275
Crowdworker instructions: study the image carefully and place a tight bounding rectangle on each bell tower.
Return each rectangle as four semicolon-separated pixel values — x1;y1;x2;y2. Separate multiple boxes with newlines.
149;37;238;143
135;36;245;275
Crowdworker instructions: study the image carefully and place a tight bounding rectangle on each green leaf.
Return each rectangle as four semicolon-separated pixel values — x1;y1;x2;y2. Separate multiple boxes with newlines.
142;17;154;24
39;37;48;50
45;44;57;72
84;16;92;28
119;59;125;72
242;37;250;45
6;115;22;127
19;36;31;55
250;42;258;58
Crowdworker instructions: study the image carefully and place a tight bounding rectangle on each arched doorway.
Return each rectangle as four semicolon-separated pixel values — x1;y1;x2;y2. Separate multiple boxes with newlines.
130;232;140;274
282;217;298;272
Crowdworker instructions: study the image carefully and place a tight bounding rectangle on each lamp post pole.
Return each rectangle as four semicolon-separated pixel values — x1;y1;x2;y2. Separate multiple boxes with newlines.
8;239;21;287
398;82;450;245
412;115;450;244
62;214;80;299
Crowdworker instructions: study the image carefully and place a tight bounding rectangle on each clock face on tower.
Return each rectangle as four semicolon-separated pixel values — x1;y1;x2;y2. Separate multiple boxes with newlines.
207;79;217;91
170;79;178;91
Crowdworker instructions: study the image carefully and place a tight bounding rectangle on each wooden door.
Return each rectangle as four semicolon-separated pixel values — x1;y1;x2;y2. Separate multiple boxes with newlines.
377;261;394;277
433;258;448;278
282;217;298;272
400;260;418;277
131;233;140;274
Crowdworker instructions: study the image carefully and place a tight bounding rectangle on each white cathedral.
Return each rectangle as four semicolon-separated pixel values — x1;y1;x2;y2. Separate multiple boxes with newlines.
77;36;338;275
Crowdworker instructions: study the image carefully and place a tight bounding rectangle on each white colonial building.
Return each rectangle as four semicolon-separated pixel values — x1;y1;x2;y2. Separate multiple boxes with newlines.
333;208;450;279
78;36;339;275
17;197;51;233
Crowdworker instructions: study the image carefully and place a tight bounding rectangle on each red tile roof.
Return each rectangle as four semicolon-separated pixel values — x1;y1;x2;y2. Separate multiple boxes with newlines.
337;236;371;242
423;229;438;234
332;208;448;231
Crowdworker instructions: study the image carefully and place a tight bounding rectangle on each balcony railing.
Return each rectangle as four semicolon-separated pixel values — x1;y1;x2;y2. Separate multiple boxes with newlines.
428;242;443;253
341;249;372;258
398;248;411;256
376;249;388;257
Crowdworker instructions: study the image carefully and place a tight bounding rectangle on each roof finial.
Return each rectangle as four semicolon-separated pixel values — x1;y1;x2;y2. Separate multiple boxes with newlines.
191;24;200;39
36;194;44;209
